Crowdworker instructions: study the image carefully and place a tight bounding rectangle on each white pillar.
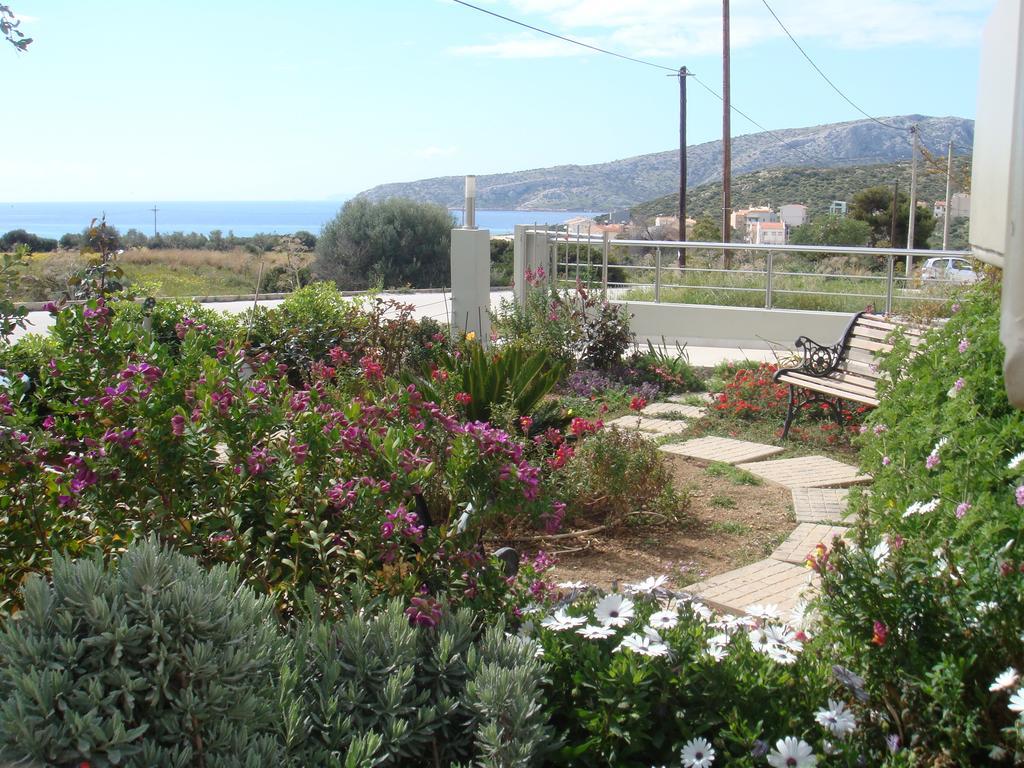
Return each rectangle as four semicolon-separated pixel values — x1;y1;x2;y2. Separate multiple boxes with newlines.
450;227;492;346
513;224;551;308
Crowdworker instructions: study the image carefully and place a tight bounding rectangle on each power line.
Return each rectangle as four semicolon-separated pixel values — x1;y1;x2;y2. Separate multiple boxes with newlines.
758;0;908;133
689;74;823;164
450;0;677;73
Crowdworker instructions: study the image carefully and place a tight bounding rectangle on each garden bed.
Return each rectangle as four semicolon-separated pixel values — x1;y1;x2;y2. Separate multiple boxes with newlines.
548;453;793;588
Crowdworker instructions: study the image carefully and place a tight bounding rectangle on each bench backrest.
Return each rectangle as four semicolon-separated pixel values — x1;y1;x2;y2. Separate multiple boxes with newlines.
838;312;929;387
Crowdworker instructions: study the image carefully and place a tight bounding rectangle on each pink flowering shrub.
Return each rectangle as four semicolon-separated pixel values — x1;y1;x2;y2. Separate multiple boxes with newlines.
818;281;1024;762
0;294;556;617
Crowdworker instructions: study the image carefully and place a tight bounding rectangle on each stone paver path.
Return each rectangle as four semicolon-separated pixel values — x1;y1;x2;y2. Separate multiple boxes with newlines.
670;392;717;405
606;415;689;436
737;455;871;489
660;436;784;464
641;402;706;418
792;487;851;524
683;558;819;614
770;523;849;565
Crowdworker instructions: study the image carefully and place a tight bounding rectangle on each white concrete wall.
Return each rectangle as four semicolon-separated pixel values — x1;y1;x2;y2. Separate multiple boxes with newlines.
450;228;492;344
615;300;854;352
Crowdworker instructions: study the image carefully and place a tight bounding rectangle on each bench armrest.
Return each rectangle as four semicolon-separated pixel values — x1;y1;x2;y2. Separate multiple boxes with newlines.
773;310;868;382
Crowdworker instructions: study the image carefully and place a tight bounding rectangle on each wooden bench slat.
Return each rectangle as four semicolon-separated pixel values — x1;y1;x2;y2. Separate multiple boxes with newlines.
846;347;881;365
777;373;880;406
780;370;880;399
848;336;894;354
821;367;883;389
861;315;931;335
851;324;923;346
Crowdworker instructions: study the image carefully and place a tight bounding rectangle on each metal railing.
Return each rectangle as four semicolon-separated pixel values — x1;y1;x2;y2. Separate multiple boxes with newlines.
535;228;973;315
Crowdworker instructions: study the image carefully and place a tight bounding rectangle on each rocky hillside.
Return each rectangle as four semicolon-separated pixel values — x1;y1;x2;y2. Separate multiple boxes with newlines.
354;115;973;211
633;157;973;221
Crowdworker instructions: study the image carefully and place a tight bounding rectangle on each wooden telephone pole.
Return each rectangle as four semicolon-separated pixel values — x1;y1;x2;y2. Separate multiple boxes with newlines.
722;0;732;268
678;66;689;267
150;205;159;237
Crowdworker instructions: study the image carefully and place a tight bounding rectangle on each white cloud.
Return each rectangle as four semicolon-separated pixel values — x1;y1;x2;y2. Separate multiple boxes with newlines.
449;0;991;61
416;145;460;158
452;34;590;59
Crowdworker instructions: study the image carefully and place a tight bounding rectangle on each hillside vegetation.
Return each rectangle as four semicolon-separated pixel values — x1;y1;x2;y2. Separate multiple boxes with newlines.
632;158;972;222
355;115;973;211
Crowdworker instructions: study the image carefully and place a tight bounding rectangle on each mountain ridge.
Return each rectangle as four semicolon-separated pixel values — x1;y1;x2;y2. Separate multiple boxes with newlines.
353;115;973;212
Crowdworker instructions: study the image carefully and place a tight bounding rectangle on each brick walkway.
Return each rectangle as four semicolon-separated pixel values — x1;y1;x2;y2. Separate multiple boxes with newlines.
605;415;690;437
675;430;862;615
737;455;871;489
641;402;707;419
792;487;851;524
659;436;784;464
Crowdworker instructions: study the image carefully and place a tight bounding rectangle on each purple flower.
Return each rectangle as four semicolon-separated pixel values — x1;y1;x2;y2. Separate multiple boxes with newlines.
246;446;273;476
951;302;961;313
405;595;443;628
873;424;887;435
958;338;970;354
954;377;966;392
380;522;394;539
210;531;233;543
170;414;186;436
69;467;98;494
1016;486;1024;507
42;415;55;430
42;302;60;314
926;453;940;470
290;441;308;465
57;494;76;509
882;456;891;466
955;502;971;519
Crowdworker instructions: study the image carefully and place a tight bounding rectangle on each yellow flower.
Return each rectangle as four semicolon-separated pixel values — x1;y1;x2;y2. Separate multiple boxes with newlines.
465;331;476;341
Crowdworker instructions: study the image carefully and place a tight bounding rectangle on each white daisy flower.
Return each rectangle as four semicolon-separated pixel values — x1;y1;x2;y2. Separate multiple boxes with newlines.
577;623;616;640
557;580;588;590
989;745;1008;760
991;668;1020;692
870;539;890;564
933;436;949;453
748;628;770;651
1009;450;1024;470
1009;688;1024;714
705;644;728;661
766;644;798;665
680;736;715;767
766;737;818;768
766;624;803;654
541;607;586;632
903;497;941;518
815;699;857;737
626;575;668;594
649;610;679;630
690;602;714;623
745;603;781;621
617;628;670;657
594;593;635;628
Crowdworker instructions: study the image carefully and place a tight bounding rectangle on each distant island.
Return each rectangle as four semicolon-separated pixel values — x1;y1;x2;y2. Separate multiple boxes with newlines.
353;115;973;212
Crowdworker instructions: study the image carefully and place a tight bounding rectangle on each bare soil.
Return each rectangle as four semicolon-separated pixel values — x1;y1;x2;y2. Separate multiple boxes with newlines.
545;454;795;591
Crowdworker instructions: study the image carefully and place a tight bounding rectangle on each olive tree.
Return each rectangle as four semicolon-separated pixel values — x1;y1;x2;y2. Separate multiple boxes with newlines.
314;198;453;290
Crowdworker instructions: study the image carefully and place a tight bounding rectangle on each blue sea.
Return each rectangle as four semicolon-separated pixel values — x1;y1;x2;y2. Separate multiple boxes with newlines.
0;201;599;239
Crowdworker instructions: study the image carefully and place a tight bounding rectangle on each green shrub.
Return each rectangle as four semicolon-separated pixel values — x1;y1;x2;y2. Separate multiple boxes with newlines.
281;589;553;767
818;281;1024;762
559;425;685;527
0;538;286;768
625;340;703;393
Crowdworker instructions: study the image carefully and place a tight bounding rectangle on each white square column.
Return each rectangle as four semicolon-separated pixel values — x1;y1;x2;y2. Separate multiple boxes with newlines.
450;227;492;346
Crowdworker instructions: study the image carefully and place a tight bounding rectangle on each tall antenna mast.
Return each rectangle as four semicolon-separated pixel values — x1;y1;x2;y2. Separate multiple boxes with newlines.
150;205;159;237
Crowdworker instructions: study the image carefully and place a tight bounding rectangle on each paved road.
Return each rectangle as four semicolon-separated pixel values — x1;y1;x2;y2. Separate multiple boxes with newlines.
8;290;775;367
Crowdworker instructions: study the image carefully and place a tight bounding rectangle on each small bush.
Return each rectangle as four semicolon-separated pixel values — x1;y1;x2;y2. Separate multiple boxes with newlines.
559;425;685;526
281;589;553;766
0;538;286;768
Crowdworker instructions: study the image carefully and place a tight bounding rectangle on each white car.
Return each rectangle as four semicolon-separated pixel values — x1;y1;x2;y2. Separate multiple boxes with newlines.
920;257;978;284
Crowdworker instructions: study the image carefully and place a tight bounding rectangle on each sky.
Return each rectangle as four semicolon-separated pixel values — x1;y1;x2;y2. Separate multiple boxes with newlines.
0;0;996;202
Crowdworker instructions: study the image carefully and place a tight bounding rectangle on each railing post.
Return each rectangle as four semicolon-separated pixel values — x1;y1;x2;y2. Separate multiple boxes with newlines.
765;249;774;309
602;232;610;296
655;247;662;303
885;253;895;315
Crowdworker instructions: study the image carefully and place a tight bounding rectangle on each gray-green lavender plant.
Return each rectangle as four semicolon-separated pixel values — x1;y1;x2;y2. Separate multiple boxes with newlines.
0;538;287;768
279;586;553;767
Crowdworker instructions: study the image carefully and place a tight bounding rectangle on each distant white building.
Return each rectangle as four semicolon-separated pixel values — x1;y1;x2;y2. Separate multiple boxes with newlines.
829;200;848;217
934;193;971;220
753;221;786;245
779;204;808;228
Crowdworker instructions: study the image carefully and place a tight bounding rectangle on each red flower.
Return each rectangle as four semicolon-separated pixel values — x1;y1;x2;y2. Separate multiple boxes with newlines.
871;620;888;646
454;392;472;406
629;396;647;412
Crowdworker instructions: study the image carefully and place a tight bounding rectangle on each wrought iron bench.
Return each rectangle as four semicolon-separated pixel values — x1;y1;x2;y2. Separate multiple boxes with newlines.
773;310;928;439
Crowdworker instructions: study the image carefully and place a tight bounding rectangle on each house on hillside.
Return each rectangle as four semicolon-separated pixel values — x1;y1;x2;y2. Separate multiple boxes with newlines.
828;200;848;217
752;221;786;245
934;193;971;220
779;204;808;228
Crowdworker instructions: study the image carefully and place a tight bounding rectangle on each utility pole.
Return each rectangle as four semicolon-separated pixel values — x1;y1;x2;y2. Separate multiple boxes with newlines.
905;125;919;274
722;0;732;268
890;180;899;250
150;205;159;237
942;138;953;250
677;65;688;267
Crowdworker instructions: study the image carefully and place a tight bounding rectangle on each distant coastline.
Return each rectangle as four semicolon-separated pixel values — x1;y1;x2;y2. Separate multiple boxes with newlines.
0;201;599;239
